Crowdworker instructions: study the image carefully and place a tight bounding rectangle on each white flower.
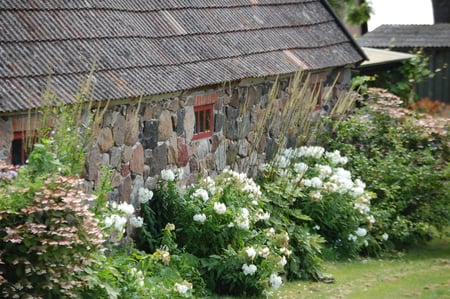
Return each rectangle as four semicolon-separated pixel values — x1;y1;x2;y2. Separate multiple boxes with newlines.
351;187;365;198
193;213;207;223
279;247;292;256
269;273;283;290
138;187;153;204
367;215;376;224
213;202;227;215
382;233;389;241
348;234;357;242
258;247;270;258
310;190;322;201
118;202;135;215
316;164;332;178
192;188;209;202
236;217;250;230
110;214;127;231
104;215;114;228
313;225;320;231
241;208;249;218
325;150;348;165
242;264;257;276
161;169;175;181
355;227;368;237
129;215;144;228
294;162;309;174
256;209;270;221
298;146;325;159
174;281;192;294
279;256;287;267
245;247;257;260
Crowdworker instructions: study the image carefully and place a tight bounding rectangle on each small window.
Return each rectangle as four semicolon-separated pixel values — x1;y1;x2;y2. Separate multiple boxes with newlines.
193;104;214;140
10;132;30;165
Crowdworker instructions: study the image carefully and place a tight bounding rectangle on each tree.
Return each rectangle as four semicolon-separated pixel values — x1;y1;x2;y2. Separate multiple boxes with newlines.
328;0;372;26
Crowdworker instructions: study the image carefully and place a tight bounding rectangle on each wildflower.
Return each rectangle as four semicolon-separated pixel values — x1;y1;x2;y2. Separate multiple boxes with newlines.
129;216;144;228
367;215;376;224
279;256;287;267
313;225;320;231
192;188;209;201
382;233;389;241
117;202;135;215
213;202;227;215
174;281;192;294
355;227;367;237
348;234;357;242
138;187;153;204
236;217;250;230
193;213;207;223
245;247;257;260
161;169;175;181
258;247;270;258
165;223;176;231
294;162;309;174
310;190;322;201
269;273;283;290
242;264;257;276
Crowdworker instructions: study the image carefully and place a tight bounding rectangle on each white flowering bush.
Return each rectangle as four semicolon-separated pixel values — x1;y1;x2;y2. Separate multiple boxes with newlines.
137;169;288;297
260;146;377;260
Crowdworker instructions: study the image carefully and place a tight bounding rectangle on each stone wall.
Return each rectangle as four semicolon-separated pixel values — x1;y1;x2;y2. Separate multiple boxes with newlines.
85;69;349;203
0;117;13;161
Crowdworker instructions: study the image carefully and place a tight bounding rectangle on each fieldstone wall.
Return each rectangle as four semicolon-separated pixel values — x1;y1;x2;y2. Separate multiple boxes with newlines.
85;69;349;204
0;117;13;161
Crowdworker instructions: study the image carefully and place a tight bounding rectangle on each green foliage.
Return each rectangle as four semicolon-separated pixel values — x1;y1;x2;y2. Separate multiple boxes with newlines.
328;0;373;25
0;176;104;298
137;169;287;297
321;103;450;249
259;146;380;264
371;49;437;104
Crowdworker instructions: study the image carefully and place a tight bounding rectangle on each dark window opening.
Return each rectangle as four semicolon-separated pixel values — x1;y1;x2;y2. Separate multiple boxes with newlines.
193;104;214;140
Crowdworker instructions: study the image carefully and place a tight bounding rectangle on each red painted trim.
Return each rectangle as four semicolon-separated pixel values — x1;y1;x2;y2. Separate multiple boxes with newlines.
193;104;214;140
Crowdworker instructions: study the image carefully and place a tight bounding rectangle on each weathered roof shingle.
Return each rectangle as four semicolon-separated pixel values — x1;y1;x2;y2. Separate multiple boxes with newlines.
358;24;450;49
0;0;364;113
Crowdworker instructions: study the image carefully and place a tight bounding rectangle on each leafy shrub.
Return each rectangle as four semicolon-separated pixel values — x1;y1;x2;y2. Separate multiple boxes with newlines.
321;96;450;249
259;146;380;263
137;169;288;297
0;175;104;298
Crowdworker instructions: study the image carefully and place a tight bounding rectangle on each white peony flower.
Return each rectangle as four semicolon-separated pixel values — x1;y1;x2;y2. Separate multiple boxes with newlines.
213;202;227;215
174;281;192;294
129;215;144;228
258;247;270;258
118;202;135;215
242;264;257;276
245;247;257;259
193;213;207;223
355;227;367;237
279;256;287;267
269;273;283;290
348;234;357;242
236;217;250;230
192;188;209;202
138;187;153;204
294;162;309;174
161;169;175;181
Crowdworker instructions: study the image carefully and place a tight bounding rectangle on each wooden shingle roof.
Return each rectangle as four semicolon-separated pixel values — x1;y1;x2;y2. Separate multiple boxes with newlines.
358;24;450;49
0;0;365;113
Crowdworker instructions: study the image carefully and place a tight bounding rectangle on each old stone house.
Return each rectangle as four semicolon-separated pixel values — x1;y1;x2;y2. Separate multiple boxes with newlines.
0;0;365;201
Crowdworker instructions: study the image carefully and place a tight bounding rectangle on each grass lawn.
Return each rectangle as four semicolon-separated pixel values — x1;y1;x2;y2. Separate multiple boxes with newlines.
274;234;450;299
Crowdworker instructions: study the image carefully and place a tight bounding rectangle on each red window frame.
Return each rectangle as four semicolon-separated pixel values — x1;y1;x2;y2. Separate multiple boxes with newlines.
193;104;214;140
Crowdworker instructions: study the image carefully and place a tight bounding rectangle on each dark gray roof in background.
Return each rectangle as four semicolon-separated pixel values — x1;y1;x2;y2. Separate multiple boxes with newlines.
0;0;364;113
358;24;450;49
